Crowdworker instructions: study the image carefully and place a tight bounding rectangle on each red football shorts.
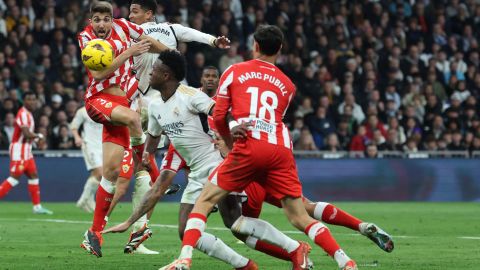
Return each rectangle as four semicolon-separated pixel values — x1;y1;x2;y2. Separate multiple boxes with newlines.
160;144;188;173
210;138;302;201
119;147;134;179
85;92;130;148
9;159;37;178
242;181;306;218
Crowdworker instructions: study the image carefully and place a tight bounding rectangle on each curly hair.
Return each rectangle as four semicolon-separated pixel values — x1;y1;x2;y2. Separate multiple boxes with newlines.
159;50;186;81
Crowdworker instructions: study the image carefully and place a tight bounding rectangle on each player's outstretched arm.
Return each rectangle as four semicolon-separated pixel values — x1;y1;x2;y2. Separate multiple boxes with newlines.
89;39;151;81
138;34;169;53
172;23;231;49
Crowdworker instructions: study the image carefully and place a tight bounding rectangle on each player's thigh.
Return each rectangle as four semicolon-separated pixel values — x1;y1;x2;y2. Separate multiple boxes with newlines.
9;160;25;178
218;195;243;229
178;203;194;239
110;103;138;127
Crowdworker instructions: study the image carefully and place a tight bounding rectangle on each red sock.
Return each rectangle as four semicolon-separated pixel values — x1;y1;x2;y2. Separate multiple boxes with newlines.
305;222;340;257
91;185;114;232
27;182;41;205
321;204;362;231
132;143;145;165
148;153;160;183
0;179;15;198
254;239;290;261
182;213;207;247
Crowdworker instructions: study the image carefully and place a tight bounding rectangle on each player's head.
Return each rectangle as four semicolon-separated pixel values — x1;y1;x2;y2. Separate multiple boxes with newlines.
22;91;37;111
252;25;284;58
150;50;186;89
129;0;157;25
200;66;219;95
90;1;113;39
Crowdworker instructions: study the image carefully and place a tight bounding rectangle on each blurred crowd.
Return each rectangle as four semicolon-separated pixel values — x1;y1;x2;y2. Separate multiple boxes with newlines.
0;0;479;155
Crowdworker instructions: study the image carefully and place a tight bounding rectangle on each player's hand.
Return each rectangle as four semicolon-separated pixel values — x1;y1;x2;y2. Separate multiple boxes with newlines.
129;39;151;56
214;36;231;49
74;137;83;147
231;122;251;139
101;221;131;234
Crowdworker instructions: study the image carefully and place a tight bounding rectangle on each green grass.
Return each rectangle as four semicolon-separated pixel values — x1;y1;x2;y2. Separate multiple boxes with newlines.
1;202;479;270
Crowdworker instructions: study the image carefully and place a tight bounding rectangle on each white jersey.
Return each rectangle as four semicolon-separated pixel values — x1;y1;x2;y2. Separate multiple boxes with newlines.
134;22;216;105
70;107;103;150
147;85;219;172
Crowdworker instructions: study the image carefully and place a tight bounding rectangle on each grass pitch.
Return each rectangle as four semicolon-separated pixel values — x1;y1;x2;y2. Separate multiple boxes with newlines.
0;202;479;270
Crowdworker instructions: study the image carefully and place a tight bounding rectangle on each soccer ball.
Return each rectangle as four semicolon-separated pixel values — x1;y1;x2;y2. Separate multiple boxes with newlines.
81;39;114;71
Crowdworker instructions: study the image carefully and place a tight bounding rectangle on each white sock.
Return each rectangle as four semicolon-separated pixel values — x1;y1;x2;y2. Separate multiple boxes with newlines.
231;215;299;253
78;176;99;202
245;236;258;249
130;133;146;146
7;176;19;186
334;249;351;268
99;177;115;194
179;215;206;260
313;202;330;220
132;171;151;232
196;232;249;268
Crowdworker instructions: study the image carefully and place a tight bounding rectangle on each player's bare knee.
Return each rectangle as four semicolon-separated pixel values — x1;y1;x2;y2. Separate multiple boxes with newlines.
104;166;120;181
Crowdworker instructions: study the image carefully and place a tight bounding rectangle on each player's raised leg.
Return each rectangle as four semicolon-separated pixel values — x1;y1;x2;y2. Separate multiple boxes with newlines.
304;199;394;252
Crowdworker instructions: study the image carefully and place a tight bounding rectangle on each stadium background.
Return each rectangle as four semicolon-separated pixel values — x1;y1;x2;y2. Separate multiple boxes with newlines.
0;0;480;203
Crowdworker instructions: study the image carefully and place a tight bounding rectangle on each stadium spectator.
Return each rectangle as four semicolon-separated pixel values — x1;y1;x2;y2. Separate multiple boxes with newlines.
1;0;480;157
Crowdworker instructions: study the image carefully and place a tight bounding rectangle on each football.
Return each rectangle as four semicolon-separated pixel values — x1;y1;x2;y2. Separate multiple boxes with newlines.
81;39;114;71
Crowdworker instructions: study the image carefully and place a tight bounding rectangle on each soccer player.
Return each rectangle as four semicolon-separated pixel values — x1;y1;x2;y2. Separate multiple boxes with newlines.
161;25;359;270
0;92;52;215
71;106;103;213
105;50;258;270
103;0;231;254
77;1;168;257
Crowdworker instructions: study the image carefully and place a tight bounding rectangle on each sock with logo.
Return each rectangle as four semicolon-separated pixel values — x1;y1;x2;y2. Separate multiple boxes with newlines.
313;202;362;231
91;177;115;232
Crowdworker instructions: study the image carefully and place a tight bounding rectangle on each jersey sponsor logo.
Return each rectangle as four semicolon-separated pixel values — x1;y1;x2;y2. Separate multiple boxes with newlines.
145;27;171;36
161;121;185;136
249;119;276;135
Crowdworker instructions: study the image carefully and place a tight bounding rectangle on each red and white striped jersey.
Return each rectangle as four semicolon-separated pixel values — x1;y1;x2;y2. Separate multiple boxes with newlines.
78;18;143;99
10;107;35;161
214;59;296;149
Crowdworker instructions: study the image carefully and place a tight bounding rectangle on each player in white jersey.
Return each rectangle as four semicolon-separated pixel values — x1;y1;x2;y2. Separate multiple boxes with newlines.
100;0;232;255
70;107;103;213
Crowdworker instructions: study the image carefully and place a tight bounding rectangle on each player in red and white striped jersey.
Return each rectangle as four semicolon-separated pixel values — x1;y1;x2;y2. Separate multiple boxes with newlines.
78;1;169;258
0;92;52;215
164;25;358;270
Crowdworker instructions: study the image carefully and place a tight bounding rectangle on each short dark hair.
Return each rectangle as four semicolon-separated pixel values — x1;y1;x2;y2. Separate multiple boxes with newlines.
22;91;37;100
202;66;219;74
90;1;113;16
159;50;186;81
131;0;157;12
253;25;284;56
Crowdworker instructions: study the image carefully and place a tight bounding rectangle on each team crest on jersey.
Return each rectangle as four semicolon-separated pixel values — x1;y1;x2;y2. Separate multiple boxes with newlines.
173;107;180;116
122;164;130;173
105;102;112;108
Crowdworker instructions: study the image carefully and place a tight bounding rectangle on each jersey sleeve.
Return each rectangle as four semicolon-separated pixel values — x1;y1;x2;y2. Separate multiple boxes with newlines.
170;24;216;46
213;65;235;138
70;108;86;130
77;32;91;50
15;110;29;128
107;39;130;57
117;18;143;40
187;89;215;115
147;102;163;137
